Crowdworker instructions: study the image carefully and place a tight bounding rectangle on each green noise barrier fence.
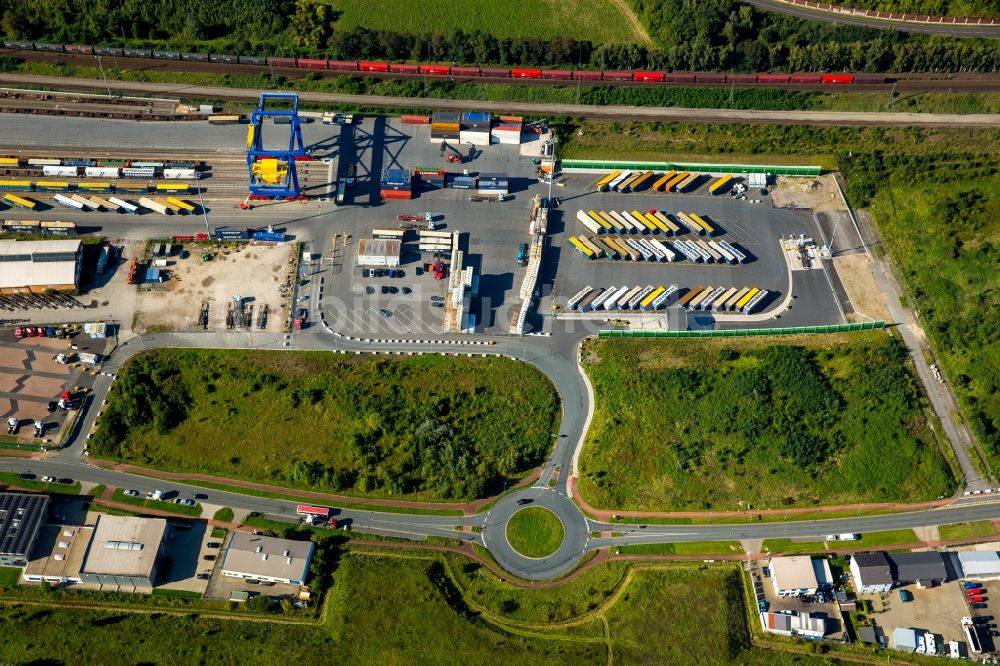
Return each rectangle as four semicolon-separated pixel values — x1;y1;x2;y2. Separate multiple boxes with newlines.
598;321;886;338
561;159;821;177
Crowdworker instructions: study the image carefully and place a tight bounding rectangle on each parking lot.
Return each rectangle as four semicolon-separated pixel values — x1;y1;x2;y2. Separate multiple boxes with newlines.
752;560;847;640
859;582;982;651
202;530;300;602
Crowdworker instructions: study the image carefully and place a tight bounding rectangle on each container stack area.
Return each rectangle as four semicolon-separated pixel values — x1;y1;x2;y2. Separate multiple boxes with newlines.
459;112;491;146
380;168;412;200
478;173;509;197
491;115;523;145
430;113;460;144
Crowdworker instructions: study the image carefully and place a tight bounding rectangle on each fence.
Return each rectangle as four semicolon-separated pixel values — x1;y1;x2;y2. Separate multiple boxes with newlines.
598;321;886;338
561;159;822;177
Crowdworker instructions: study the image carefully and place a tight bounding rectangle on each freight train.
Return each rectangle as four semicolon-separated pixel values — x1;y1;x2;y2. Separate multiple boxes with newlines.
1;40;887;86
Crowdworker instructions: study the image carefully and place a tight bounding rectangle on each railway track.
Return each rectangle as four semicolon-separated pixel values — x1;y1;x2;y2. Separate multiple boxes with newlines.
4;48;1000;94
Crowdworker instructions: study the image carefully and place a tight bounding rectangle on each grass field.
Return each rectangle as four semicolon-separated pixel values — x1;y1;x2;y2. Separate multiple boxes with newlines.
762;538;830;554
579;332;955;511
328;0;646;43
110;489;203;517
617;541;744;555
0;471;80;495
0;567;19;587
90;350;560;501
505;507;564;558
939;521;998;541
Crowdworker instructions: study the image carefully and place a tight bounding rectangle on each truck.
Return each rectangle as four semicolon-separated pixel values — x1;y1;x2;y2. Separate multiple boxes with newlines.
516;242;529;266
322;112;355;125
398;212;437;229
469;194;505;202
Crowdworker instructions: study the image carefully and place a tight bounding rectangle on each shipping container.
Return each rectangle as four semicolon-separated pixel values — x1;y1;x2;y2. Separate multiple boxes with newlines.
297;58;328;69
568;237;596;259
122;167;156;178
607;210;636;233
401;114;430;124
35;180;70;192
724;287;750;310
138;196;170;215
593;237;619;259
699;287;727;310
567;286;594;310
676;172;701;192
511;68;542;79
586;210;613;234
163;168;197;180
734;287;760;310
77;181;112;192
590;286;618;311
689;212;715;236
709;174;733;195
640;286;667;310
108;197;138;214
540;70;573;80
42;165;80;177
595;171;621;191
85;166;120;178
651;171;676;192
607;170;632;191
53;193;85;210
742;289;768;314
27;158;62;166
696;239;722;262
616;172;643;193
664;171;689;191
359;61;389;72
3;193;36;210
577;289;602;312
629;171;655;192
381;189;412;200
718;240;746;264
651;211;680;234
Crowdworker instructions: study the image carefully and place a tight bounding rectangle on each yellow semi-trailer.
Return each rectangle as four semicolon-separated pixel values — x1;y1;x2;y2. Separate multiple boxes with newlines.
587;210;614;234
735;287;760;311
652;171;676;191
652;211;681;235
597;211;625;234
709;173;733;195
689;212;716;236
664;171;689;192
595;171;621;191
627;171;654;192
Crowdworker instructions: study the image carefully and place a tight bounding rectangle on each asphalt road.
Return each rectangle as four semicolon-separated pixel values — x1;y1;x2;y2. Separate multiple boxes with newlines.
744;0;1000;38
4;73;1000;128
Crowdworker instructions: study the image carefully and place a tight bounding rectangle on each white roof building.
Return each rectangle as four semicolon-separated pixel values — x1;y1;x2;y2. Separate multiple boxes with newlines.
761;611;826;639
0;239;82;291
79;515;167;588
958;551;1000;579
221;533;313;585
769;556;832;596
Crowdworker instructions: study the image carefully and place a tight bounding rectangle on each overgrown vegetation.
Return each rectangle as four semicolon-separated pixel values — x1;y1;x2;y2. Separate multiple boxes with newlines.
90;350;560;501
2;0;998;73
580;333;955;510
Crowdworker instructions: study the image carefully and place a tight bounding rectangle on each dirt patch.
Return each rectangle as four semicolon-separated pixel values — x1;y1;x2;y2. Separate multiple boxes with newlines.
770;173;845;213
133;243;296;333
833;254;892;322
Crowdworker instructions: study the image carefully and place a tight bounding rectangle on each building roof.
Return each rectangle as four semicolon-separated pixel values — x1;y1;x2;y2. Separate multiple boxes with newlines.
23;524;93;579
0;492;49;557
770;556;820;590
221;533;313;581
894;627;919;650
853;552;893;585
763;611;826;636
890;551;949;583
357;239;401;258
958;551;1000;576
858;626;878;645
79;515;166;578
0;239;80;289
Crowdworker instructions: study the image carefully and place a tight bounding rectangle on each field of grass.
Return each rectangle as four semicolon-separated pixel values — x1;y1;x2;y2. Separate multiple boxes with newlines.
869;178;1000;471
763;529;920;554
580;332;955;511
940;521;998;541
0;567;20;587
617;541;744;556
110;489;202;517
212;506;234;522
90;350;560;501
762;538;830;554
505;507;564;558
328;0;645;43
0;471;80;495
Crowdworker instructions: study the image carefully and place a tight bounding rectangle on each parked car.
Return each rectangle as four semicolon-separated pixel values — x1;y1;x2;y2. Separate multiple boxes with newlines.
18;473;35;480
973;603;988;609
380;285;389;295
431;302;443;308
175;498;195;506
123;489;140;497
203;554;216;561
402;287;411;294
41;476;55;483
207;542;221;549
431;296;445;302
965;582;982;589
196;573;210;580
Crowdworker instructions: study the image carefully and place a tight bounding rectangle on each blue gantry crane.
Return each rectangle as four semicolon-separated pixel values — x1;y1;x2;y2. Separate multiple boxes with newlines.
246;92;307;199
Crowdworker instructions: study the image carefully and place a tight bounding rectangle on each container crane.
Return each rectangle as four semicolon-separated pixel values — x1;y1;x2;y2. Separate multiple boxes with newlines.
246;92;308;199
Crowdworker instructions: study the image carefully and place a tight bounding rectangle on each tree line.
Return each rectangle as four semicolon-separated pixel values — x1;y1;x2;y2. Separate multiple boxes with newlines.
1;0;998;73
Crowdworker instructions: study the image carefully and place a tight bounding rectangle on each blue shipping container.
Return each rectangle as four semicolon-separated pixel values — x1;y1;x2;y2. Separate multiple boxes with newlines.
253;232;287;242
144;267;162;283
461;112;491;123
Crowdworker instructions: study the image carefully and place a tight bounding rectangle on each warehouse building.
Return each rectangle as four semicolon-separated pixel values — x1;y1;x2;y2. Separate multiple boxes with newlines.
761;611;826;639
890;551;951;587
23;524;93;584
957;551;1000;580
79;515;166;589
0;493;49;567
221;533;313;585
850;552;894;593
769;556;833;597
0;239;82;291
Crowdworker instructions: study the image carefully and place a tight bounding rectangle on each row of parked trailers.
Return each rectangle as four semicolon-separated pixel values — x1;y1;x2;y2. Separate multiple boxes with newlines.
677;285;769;314
0;219;76;236
568;284;768;314
0;180;193;194
47;193;195;215
576;209;721;237
0;156;200;178
595;170;736;196
569;234;746;265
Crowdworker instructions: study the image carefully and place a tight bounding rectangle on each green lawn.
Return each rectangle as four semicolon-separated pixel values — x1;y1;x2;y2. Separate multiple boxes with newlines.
90;350;560;501
0;471;80;495
212;507;234;522
504;507;565;558
940;521;998;541
329;0;645;43
854;529;919;548
762;539;829;555
617;541;744;556
763;529;920;554
0;566;20;587
580;332;955;511
110;489;202;517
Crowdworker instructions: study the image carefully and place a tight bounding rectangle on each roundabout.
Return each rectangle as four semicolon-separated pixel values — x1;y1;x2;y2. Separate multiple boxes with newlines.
505;506;565;559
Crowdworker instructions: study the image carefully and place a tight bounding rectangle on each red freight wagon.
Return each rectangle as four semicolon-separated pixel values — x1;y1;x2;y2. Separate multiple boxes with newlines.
634;71;665;82
757;73;791;83
854;73;886;84
327;60;358;71
391;63;420;73
451;66;481;76
663;73;697;82
727;74;757;83
574;70;603;81
821;73;855;84
790;73;822;83
696;72;726;83
511;68;542;78
66;44;93;55
540;70;573;80
480;67;510;77
603;70;633;81
420;65;451;75
359;61;390;72
297;58;328;69
268;57;297;68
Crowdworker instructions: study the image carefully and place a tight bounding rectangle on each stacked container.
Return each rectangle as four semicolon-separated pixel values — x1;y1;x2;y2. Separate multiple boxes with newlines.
448;175;477;190
381;168;412;200
492;115;523;145
431;112;461;143
460;112;492;146
478;173;508;196
414;167;445;190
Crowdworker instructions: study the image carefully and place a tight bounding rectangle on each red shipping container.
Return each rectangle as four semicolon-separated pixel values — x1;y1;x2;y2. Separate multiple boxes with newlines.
359;61;389;72
757;73;791;83
540;70;573;80
790;73;822;83
573;70;603;81
328;60;358;71
602;70;633;81
821;73;855;84
269;57;297;68
391;63;420;74
420;65;451;75
727;74;757;83
663;73;697;82
695;72;726;83
196;233;209;241
401;114;430;124
297;58;328;69
511;68;542;79
381;189;413;200
499;115;523;123
634;71;665;82
480;67;510;77
451;66;481;76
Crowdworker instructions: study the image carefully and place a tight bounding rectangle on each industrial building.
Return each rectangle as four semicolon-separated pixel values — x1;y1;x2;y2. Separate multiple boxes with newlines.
79;515;167;589
890;551;951;587
356;238;401;268
769;556;833;597
761;611;826;639
956;551;1000;580
850;552;894;593
0;493;49;567
221;532;313;585
22;524;93;584
0;239;82;291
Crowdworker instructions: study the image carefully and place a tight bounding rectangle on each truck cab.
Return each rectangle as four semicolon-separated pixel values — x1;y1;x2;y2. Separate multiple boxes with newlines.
516;242;528;267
